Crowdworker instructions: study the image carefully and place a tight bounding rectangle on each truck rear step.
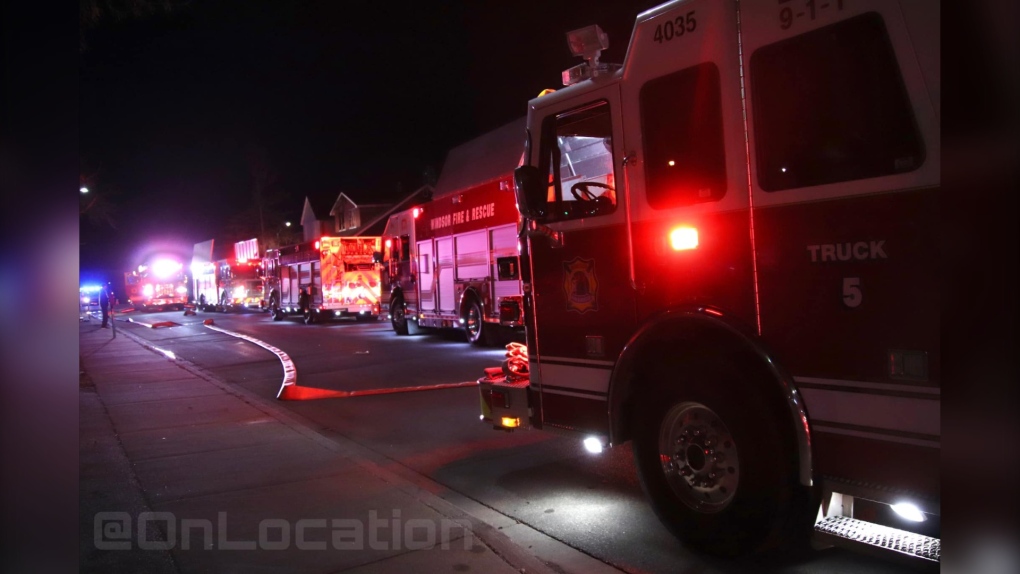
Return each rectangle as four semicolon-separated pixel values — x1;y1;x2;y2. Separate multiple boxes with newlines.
814;515;939;570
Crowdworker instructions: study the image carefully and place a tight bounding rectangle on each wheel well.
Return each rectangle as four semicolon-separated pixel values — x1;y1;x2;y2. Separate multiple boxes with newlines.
609;313;811;485
459;287;485;318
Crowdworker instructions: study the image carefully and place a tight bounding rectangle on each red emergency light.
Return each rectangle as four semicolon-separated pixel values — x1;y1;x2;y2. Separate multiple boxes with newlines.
669;226;699;251
384;239;392;249
413;207;422;218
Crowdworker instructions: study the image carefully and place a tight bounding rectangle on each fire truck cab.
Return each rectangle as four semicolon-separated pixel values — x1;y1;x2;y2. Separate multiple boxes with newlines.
125;259;189;312
481;0;939;566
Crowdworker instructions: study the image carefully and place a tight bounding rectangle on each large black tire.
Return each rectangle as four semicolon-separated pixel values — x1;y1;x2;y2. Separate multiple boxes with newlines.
631;346;811;558
390;295;409;335
463;297;492;346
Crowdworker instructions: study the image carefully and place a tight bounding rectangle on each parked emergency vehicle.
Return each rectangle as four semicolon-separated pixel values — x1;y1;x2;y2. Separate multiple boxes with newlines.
215;238;266;311
191;238;266;311
264;236;383;323
480;0;939;566
380;119;525;345
125;258;189;311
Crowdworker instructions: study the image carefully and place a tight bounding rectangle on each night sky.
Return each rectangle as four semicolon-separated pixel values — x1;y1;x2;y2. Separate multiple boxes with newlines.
79;0;660;285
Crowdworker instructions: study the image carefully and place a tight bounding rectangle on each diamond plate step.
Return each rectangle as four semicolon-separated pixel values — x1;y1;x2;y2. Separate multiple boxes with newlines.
814;515;939;568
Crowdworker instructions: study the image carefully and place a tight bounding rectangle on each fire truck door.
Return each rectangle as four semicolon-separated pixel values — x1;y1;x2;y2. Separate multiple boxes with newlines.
436;237;455;313
417;240;435;312
524;85;630;430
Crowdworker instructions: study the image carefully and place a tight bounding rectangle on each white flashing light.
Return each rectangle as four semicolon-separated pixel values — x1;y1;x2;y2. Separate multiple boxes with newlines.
80;186;89;194
891;502;926;522
583;437;604;454
151;259;183;279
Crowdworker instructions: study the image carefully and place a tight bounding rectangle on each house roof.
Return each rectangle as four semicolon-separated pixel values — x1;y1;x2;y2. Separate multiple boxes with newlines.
301;196;333;223
328;192;394;216
433;116;526;199
359;184;434;235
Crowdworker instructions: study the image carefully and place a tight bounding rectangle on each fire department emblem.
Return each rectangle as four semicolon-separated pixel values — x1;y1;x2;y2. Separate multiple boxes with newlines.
563;257;599;314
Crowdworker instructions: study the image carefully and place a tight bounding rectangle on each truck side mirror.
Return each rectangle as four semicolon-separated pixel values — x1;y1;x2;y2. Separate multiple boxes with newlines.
514;165;548;219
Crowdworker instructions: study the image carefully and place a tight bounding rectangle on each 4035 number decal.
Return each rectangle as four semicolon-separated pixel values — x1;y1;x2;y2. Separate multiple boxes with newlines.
653;11;697;44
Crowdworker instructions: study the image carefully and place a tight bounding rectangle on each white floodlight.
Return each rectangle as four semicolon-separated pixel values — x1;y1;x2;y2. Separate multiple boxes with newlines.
891;502;926;522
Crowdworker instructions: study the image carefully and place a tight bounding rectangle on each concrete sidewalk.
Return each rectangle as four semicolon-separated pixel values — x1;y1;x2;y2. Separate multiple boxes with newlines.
79;318;617;574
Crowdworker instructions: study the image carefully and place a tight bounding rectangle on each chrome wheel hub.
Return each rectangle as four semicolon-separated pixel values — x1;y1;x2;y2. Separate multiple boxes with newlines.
465;306;481;339
658;401;739;513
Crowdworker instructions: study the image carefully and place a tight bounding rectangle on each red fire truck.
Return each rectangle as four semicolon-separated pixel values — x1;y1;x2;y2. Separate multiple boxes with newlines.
124;258;189;312
192;238;266;312
380;118;525;346
480;0;939;566
215;238;266;311
264;236;383;324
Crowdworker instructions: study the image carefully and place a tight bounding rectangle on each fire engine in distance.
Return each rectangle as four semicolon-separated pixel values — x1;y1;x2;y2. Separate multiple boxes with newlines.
124;258;189;312
263;236;383;324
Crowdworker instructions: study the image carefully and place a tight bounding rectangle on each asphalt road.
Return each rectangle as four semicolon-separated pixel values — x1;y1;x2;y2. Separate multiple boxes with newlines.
116;307;916;574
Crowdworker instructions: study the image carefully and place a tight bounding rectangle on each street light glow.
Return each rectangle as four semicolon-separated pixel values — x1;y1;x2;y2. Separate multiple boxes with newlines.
80;187;89;194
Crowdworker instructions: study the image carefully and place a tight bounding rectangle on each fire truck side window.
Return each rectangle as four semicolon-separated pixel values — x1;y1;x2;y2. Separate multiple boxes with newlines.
750;11;924;191
639;62;726;209
400;235;410;261
538;100;617;222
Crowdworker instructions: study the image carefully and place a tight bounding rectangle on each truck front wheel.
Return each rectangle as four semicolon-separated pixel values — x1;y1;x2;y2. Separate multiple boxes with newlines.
391;295;409;335
632;355;808;557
